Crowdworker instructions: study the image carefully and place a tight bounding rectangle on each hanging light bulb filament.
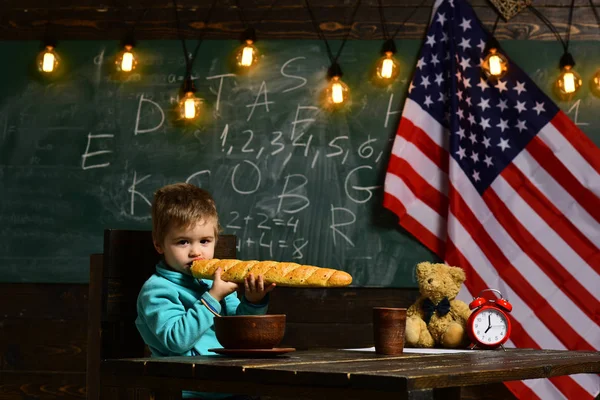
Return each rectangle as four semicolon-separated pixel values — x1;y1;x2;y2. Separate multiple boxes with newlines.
592;69;600;97
37;45;59;74
375;40;399;82
380;55;395;79
236;27;258;70
240;41;255;67
120;45;135;72
42;50;55;72
178;78;202;120
331;78;344;104
554;53;582;100
562;70;576;93
481;38;508;80
184;93;197;119
323;63;350;109
487;53;502;76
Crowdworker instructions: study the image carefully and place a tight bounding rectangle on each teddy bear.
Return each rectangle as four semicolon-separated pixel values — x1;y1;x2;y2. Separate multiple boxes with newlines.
405;262;471;348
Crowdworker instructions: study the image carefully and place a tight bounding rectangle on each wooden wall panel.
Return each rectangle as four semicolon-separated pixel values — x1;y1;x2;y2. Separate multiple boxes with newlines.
0;283;88;399
0;0;597;40
0;372;86;399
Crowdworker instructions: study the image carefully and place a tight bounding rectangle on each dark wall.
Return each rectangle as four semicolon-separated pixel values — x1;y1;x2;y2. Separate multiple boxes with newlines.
1;0;598;41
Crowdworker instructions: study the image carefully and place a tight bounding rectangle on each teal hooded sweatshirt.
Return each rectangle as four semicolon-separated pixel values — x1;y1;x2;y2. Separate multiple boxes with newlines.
136;261;269;399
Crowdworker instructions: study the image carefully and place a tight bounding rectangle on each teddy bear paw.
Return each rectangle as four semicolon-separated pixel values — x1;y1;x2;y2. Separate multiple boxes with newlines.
405;316;435;348
405;316;421;346
440;322;466;348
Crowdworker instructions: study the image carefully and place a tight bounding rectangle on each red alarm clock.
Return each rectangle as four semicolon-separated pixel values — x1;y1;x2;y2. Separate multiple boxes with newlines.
467;288;513;350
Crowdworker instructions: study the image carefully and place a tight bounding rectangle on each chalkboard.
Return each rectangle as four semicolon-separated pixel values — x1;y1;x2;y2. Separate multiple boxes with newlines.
1;40;599;285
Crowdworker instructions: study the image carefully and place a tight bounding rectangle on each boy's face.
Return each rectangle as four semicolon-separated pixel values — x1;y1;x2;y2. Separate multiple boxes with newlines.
154;219;217;275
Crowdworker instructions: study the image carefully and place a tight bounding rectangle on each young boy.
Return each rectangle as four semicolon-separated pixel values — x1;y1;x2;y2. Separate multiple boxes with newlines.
136;183;275;400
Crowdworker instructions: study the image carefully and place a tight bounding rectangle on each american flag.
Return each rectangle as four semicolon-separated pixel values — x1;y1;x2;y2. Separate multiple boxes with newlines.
383;0;600;398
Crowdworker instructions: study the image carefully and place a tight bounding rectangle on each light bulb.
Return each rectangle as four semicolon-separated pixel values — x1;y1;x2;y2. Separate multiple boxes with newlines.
332;82;344;103
116;45;137;73
482;48;508;79
555;65;582;100
37;45;60;74
236;40;258;68
376;51;400;82
592;69;600;97
178;91;202;120
325;76;350;107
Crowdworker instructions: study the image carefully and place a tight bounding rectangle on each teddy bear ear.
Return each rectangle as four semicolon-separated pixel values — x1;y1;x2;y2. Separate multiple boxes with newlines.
415;262;432;279
449;266;466;283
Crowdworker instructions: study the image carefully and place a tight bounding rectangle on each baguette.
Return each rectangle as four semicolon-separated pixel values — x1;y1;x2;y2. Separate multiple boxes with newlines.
191;259;352;287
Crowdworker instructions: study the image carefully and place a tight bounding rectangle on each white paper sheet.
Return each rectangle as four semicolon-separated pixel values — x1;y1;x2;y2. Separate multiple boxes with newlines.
343;347;475;354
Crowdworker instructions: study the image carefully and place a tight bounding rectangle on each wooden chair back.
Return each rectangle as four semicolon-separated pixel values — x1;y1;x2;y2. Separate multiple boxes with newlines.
87;229;236;400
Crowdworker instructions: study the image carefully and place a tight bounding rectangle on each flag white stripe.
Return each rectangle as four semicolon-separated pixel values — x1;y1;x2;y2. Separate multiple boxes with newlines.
384;173;446;240
391;136;449;195
512;149;600;249
491;175;600;301
403;98;447;148
539;122;600;196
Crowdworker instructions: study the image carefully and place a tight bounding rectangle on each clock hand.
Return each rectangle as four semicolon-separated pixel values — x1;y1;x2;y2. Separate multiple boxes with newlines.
484;314;492;333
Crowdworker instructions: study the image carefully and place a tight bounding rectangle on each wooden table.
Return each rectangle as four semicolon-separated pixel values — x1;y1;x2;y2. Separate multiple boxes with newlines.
100;348;600;400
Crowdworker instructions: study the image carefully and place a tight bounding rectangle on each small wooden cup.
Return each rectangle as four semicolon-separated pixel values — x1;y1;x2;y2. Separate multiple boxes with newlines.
373;307;407;355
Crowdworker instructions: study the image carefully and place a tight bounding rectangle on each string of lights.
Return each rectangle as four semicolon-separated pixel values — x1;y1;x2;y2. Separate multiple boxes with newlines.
304;0;362;109
233;0;280;71
33;1;599;118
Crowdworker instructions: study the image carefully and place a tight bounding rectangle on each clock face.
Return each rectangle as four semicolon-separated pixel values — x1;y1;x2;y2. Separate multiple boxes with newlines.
471;308;509;346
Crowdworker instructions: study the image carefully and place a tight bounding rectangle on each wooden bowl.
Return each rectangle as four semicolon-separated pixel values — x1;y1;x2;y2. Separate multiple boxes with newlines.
214;314;286;349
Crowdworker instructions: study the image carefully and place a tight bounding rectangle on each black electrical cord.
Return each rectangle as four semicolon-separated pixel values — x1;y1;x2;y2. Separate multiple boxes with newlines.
565;0;576;52
377;0;390;40
491;14;500;35
390;0;429;40
130;8;149;39
590;0;600;28
234;0;280;33
304;0;362;67
528;5;567;52
173;0;218;82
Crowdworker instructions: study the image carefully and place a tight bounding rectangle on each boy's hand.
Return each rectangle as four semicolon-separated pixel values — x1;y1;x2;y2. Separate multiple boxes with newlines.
243;274;276;304
208;268;238;302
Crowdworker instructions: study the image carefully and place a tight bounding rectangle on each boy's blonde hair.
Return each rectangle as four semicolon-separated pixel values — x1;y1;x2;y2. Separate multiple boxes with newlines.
152;183;221;245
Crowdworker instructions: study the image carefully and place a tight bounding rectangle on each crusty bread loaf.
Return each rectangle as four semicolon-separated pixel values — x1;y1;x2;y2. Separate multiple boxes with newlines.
191;259;352;287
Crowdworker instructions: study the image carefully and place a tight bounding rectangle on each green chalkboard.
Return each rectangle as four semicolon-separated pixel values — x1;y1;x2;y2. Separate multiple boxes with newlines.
1;40;599;285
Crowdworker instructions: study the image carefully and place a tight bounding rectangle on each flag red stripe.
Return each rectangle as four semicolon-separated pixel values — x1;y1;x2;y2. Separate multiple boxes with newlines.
445;239;591;399
396;117;449;174
527;136;600;224
551;111;600;175
504;381;542;400
484;180;599;330
386;155;449;219
502;163;600;276
449;184;594;351
382;193;446;257
549;375;595;400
